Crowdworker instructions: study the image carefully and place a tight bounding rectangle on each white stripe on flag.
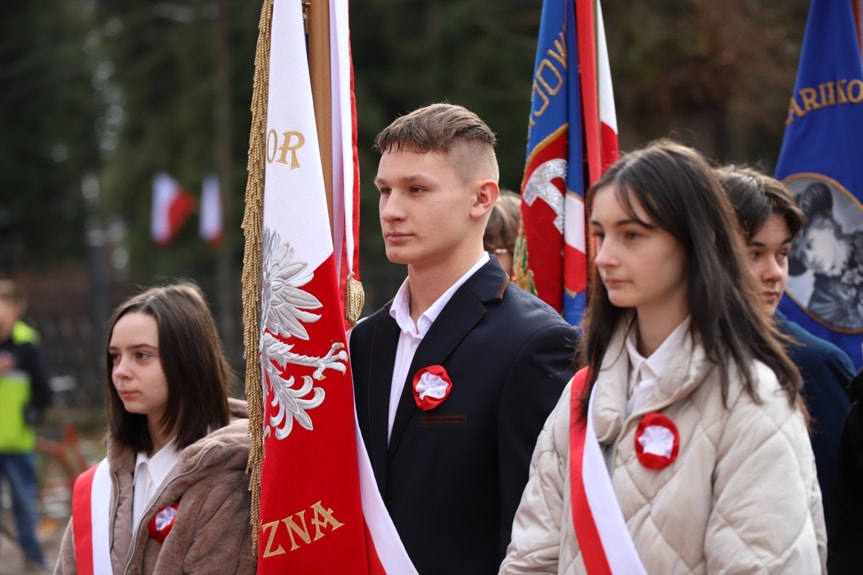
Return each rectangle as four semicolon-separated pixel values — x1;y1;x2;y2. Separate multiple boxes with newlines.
264;1;331;269
330;0;355;281
596;2;617;134
563;193;586;253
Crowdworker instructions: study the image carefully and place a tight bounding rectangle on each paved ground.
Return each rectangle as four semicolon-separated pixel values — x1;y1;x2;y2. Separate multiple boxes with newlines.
0;529;61;574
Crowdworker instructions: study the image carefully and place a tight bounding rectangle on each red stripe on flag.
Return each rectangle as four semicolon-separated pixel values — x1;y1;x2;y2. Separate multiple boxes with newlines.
600;122;618;175
575;0;601;183
563;242;588;294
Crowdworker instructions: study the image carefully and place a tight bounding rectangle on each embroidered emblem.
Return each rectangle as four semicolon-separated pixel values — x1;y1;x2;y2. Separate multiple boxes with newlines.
412;365;453;411
260;228;348;440
634;412;679;470
148;503;179;543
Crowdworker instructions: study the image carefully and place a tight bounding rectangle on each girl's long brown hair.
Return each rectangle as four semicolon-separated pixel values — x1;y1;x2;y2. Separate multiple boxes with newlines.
579;139;801;417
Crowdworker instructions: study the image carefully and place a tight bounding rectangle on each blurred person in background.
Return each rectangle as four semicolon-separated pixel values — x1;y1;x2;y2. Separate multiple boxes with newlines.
0;279;53;573
56;281;255;574
484;189;522;278
717;166;854;516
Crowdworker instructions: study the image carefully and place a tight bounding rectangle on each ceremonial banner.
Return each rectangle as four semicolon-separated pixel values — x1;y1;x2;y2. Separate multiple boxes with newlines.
516;0;618;326
247;1;415;572
150;172;195;246
775;0;863;368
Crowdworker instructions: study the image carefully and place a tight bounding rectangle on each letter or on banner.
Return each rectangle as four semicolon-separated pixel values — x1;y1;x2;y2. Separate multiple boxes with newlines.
243;0;417;573
775;0;863;368
515;0;618;326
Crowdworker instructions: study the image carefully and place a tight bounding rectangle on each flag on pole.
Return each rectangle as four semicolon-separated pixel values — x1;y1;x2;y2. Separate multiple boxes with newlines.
515;0;618;326
775;0;863;368
200;173;224;247
252;1;416;572
150;171;195;246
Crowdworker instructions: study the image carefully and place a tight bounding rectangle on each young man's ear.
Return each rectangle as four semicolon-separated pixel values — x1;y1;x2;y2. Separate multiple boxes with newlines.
471;180;499;219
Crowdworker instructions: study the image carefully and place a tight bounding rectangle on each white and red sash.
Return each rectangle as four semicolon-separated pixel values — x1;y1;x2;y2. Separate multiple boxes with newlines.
569;369;647;574
72;458;112;575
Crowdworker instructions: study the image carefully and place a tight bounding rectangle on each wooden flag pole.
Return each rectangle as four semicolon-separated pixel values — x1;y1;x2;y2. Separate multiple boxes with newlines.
306;0;334;233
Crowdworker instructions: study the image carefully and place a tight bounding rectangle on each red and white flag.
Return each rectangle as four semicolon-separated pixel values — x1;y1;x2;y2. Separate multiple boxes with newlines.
516;0;618;325
150;172;195;246
199;173;223;247
255;1;415;573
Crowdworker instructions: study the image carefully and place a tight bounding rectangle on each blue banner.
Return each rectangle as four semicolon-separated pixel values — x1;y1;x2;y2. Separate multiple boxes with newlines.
775;0;863;368
517;0;587;323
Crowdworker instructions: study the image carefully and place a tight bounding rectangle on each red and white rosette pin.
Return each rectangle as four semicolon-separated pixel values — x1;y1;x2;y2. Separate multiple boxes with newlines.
148;503;179;543
634;412;679;470
412;365;453;411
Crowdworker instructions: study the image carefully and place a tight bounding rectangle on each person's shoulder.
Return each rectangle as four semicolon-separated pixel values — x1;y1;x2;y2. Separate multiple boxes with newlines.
354;302;393;328
501;283;570;322
778;316;854;368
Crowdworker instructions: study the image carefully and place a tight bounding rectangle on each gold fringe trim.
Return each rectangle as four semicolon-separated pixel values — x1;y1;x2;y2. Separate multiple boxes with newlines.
242;0;273;552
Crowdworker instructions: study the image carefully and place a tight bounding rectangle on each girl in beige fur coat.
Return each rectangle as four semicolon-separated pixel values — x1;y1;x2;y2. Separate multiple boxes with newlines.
55;282;256;574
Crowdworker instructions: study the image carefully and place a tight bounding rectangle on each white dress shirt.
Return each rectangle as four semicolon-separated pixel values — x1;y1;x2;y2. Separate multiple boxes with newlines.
624;316;691;417
386;253;489;440
131;438;180;534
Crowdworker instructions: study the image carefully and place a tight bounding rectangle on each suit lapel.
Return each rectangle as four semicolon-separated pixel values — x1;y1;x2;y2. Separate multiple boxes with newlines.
366;311;400;495
387;260;509;461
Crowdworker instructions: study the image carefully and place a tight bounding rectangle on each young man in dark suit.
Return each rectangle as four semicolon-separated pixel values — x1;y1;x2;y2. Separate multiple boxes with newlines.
350;103;577;575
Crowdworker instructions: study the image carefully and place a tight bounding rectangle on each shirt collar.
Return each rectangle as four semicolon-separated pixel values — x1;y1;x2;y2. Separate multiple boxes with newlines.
625;315;691;381
134;437;180;488
389;253;489;336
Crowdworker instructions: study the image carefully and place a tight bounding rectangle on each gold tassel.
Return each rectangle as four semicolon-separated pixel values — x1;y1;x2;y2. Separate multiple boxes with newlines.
344;273;365;327
241;0;273;551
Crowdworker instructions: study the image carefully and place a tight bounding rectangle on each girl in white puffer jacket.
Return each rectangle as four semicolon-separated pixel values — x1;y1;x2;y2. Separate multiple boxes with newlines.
500;139;826;575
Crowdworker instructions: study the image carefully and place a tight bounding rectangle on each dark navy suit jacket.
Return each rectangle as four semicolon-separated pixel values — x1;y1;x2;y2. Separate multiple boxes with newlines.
777;310;854;509
351;259;577;575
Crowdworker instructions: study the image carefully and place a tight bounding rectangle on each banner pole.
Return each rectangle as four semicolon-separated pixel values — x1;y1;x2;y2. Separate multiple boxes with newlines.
307;0;334;234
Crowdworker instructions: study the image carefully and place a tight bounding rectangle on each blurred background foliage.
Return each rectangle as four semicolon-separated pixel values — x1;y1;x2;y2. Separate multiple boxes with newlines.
0;0;809;400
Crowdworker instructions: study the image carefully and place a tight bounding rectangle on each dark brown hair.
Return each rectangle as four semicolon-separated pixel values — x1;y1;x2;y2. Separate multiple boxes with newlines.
483;189;522;255
580;139;801;414
105;281;231;452
716;166;806;241
374;102;499;182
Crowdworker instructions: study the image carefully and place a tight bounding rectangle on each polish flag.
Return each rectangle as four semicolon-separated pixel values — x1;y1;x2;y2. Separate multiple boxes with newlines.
254;1;416;573
151;172;195;246
199;174;224;247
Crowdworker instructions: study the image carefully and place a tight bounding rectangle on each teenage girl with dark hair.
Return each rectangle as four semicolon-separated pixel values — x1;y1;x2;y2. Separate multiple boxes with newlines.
56;281;256;574
501;140;825;574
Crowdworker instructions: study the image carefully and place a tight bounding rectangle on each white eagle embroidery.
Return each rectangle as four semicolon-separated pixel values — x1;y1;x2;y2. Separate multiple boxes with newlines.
260;227;348;440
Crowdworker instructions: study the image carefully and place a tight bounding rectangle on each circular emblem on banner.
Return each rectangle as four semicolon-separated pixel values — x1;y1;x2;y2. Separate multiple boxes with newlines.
782;173;863;333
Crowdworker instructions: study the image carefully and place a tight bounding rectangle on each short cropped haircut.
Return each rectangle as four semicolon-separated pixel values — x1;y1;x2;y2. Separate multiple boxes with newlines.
716;166;806;241
105;281;231;453
374;103;499;182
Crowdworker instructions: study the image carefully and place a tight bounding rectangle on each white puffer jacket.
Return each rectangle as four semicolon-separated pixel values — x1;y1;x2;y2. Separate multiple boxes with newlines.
500;324;826;574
